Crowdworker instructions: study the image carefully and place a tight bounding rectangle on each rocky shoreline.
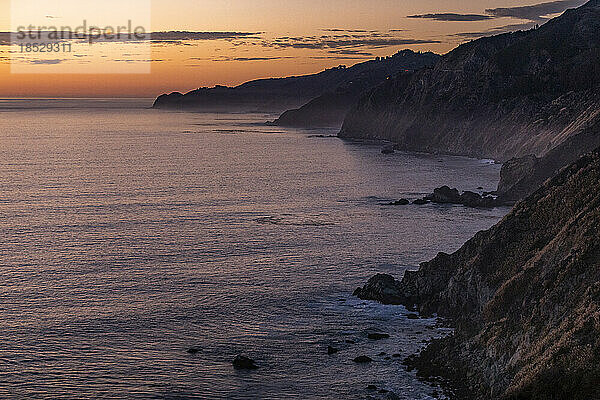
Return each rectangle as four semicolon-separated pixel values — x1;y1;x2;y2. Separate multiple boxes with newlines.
354;148;600;399
388;185;505;209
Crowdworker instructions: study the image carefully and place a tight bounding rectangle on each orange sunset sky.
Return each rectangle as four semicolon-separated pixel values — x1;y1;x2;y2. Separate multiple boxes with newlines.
0;0;587;97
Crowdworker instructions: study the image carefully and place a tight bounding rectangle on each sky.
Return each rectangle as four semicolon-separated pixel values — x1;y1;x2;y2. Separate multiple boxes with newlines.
0;0;588;97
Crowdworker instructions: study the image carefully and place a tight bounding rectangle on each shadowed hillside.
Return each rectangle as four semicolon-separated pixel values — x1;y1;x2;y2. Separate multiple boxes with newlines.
272;50;440;128
341;0;600;165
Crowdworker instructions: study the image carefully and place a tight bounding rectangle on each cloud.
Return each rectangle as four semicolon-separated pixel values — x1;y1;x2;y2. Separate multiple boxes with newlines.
408;13;494;22
454;22;539;39
328;49;374;56
412;0;587;31
210;56;294;62
149;31;263;43
309;55;372;60
0;31;263;46
263;32;440;51
448;0;587;40
322;29;376;33
486;0;587;21
28;59;65;65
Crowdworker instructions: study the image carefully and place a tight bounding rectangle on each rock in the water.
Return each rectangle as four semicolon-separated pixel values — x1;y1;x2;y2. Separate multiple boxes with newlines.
381;145;395;154
389;198;410;206
353;355;373;363
327;346;339;355
353;274;404;305
429;186;461;204
367;385;377;390
413;198;429;205
187;348;200;354
368;333;390;340
232;355;259;370
459;191;483;207
420;186;501;208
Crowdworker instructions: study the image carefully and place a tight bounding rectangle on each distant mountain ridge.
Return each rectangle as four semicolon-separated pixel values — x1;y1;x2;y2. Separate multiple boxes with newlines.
272;50;440;128
152;51;440;113
340;0;600;166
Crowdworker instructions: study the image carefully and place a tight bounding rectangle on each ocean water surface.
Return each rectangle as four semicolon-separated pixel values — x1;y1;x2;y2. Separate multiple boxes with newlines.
0;99;508;399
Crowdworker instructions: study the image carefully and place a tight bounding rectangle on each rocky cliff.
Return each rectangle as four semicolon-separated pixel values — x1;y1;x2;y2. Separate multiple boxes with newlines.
355;148;600;399
272;50;440;128
153;51;439;113
340;0;600;163
497;103;600;202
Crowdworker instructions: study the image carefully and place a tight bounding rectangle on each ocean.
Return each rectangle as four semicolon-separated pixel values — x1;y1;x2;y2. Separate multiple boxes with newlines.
0;99;508;399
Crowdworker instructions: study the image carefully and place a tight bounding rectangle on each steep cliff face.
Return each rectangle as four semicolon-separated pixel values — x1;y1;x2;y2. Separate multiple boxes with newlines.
340;0;600;162
356;148;600;399
497;104;600;202
153;51;439;113
272;51;440;128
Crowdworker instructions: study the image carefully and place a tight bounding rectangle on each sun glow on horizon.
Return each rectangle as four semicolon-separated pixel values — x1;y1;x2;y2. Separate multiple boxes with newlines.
0;0;587;97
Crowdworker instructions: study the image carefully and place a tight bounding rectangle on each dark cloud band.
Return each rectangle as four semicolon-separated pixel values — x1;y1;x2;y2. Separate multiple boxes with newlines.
408;13;493;22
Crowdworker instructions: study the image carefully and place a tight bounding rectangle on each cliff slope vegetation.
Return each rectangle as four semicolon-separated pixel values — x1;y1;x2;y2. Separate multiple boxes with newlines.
356;147;600;399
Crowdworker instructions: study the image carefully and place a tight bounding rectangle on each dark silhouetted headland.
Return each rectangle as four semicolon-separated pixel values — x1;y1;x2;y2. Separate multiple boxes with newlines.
271;50;440;128
152;50;439;115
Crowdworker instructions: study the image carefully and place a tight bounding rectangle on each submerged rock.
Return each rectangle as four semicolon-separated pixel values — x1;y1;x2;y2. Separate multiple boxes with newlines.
186;348;200;354
232;355;259;370
353;355;373;363
327;346;339;355
368;333;390;340
389;199;410;206
413;199;429;205
381;145;395;155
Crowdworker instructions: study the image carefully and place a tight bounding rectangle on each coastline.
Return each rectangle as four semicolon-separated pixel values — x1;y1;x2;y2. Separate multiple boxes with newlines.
354;148;600;399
